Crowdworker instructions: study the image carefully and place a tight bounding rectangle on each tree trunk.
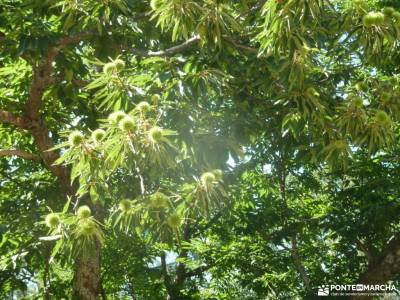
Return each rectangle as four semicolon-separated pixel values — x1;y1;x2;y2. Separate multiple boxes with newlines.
0;35;104;300
350;237;400;300
29;119;102;300
73;241;101;300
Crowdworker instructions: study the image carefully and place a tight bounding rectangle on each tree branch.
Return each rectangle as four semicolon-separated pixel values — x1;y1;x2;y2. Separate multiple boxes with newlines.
356;236;400;285
130;35;200;57
128;35;259;57
21;33;90;195
160;252;169;281
290;235;311;291
350;236;400;299
183;265;210;279
0;149;40;161
223;36;259;54
72;78;90;88
356;238;375;264
25;32;93;119
126;277;138;300
0;110;28;129
160;252;173;296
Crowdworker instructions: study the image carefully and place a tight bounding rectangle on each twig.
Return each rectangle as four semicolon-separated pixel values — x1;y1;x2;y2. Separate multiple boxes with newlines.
129;35;201;57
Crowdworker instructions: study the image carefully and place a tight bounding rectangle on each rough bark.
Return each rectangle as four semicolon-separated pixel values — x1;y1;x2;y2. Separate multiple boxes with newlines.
355;238;375;265
350;237;400;299
357;237;400;283
29;121;73;195
73;242;102;300
0;33;102;299
28;35;102;300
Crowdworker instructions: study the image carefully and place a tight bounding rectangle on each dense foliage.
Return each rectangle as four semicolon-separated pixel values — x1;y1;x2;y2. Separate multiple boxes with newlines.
0;0;400;299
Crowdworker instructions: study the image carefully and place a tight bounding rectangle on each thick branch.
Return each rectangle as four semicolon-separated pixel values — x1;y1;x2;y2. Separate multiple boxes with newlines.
160;252;173;296
357;237;400;285
22;33;89;195
0;149;40;161
25;32;92;119
183;265;210;279
50;32;92;58
290;235;311;290
0;110;28;129
175;247;189;286
126;278;137;300
130;36;200;57
356;238;375;265
160;253;169;281
350;237;400;299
